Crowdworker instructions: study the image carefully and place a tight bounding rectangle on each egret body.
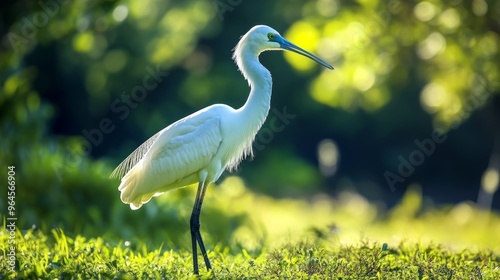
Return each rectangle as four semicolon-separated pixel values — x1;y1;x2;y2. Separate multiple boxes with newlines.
111;25;333;274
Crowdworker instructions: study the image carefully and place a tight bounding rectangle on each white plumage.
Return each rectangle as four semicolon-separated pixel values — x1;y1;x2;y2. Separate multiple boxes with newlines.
111;25;333;274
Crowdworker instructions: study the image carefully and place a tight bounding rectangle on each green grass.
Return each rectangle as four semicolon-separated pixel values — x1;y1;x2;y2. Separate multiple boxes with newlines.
1;229;499;279
2;178;500;279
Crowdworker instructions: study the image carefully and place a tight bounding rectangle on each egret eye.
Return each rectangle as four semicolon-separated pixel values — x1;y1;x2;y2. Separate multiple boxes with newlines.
267;33;275;40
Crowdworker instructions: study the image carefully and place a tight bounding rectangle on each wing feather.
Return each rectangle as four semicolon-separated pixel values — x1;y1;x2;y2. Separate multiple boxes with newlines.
114;112;223;209
110;132;161;179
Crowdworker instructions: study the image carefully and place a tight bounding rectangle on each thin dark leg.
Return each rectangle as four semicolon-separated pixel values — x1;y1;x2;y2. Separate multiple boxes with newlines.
190;180;212;274
190;181;203;274
191;215;198;274
195;182;212;271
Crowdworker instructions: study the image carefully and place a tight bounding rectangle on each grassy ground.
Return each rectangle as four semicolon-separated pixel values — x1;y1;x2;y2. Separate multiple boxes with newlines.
1;229;499;279
1;177;500;279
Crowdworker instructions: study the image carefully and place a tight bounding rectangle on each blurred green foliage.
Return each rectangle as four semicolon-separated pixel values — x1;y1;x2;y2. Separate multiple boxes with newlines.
293;0;499;129
0;0;499;256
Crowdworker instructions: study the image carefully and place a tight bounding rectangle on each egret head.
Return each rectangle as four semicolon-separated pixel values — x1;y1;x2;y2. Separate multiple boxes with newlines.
234;25;334;70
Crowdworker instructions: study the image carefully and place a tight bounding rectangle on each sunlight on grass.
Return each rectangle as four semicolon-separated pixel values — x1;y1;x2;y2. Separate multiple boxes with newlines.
203;177;500;253
2;228;499;278
1;177;499;278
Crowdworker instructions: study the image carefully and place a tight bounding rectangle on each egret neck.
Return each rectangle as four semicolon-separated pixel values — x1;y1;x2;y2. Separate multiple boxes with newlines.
235;47;273;142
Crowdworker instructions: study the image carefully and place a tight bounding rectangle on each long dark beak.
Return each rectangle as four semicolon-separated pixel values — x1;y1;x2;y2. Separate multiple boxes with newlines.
276;36;334;70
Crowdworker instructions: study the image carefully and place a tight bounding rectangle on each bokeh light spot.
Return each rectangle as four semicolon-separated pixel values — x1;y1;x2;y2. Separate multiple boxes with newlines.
472;0;488;16
414;2;437;22
4;75;20;95
482;168;499;194
284;21;320;72
318;139;340;177
113;5;129;22
450;203;473;226
362;88;390;111
315;0;339;17
421;82;447;113
353;67;375;91
477;32;498;56
73;32;94;53
438;9;460;31
103;50;128;73
417;32;446;60
27;92;40;112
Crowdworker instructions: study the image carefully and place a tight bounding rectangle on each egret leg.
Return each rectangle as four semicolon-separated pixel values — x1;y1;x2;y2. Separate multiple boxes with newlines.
190;180;212;274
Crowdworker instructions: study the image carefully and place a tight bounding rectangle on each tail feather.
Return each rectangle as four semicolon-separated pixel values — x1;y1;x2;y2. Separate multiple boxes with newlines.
117;157;170;210
118;162;157;210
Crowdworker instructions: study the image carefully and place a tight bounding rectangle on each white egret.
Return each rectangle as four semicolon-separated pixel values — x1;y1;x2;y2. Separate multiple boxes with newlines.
111;25;333;274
